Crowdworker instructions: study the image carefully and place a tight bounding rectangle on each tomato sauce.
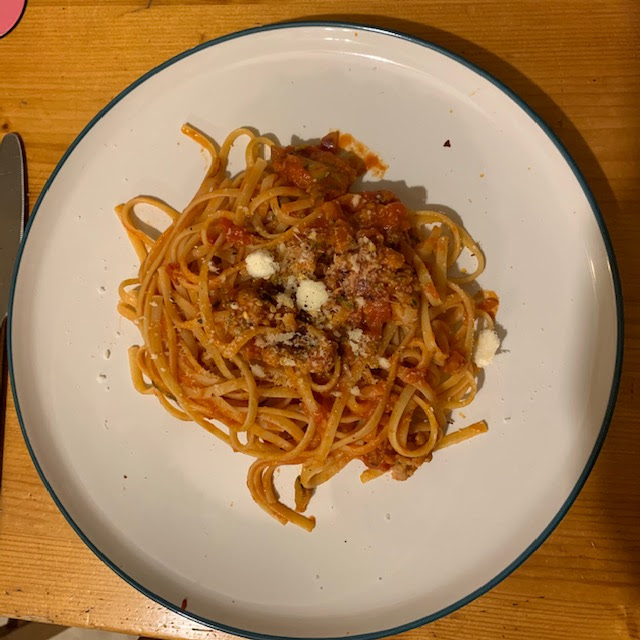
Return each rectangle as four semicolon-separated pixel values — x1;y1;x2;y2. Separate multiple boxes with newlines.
338;132;388;178
362;298;392;336
218;218;256;246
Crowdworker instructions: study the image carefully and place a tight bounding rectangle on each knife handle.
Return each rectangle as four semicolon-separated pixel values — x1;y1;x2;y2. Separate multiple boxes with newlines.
0;318;7;487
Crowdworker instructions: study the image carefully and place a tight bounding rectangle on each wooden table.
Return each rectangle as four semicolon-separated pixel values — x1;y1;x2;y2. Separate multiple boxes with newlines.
1;1;639;639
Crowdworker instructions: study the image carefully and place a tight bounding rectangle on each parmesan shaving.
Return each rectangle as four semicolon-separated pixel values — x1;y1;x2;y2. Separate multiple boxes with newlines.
246;249;279;279
347;328;364;356
473;329;500;367
264;332;296;345
275;293;295;309
250;363;266;378
296;279;329;313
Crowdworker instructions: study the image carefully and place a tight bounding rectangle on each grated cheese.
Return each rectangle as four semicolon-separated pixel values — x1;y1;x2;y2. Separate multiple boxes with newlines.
285;275;297;293
473;329;500;367
347;328;364;356
250;363;266;378
358;236;376;253
296;278;329;313
378;356;390;370
264;332;296;345
350;386;361;396
245;249;279;279
275;293;295;309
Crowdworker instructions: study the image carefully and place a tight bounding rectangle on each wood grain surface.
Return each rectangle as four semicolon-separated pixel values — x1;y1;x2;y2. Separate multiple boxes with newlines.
1;1;639;639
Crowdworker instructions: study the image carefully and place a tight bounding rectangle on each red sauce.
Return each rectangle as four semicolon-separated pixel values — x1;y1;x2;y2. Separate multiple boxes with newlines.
373;202;411;232
243;342;262;361
219;218;256;246
338;133;388;178
328;220;354;252
346;194;410;236
271;141;359;199
181;598;188;610
362;298;392;335
476;294;499;319
379;246;405;269
312;397;333;428
443;351;466;374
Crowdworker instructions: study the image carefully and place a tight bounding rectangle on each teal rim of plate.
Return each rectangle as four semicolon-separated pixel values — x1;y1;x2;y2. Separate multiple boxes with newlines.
7;20;624;640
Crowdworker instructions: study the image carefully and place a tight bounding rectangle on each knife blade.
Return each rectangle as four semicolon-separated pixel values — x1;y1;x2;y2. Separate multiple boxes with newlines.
0;132;26;322
0;132;26;487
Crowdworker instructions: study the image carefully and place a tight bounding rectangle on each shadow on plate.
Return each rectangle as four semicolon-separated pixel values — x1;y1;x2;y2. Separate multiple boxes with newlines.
285;14;623;226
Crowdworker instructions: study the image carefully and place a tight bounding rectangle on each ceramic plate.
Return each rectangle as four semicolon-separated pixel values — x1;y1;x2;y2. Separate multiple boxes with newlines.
8;23;622;639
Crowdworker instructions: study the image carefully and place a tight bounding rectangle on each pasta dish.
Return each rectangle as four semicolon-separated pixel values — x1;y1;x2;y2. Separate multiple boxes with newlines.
116;127;500;531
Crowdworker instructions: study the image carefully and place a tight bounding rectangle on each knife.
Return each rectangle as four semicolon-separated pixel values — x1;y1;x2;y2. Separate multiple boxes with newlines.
0;132;26;484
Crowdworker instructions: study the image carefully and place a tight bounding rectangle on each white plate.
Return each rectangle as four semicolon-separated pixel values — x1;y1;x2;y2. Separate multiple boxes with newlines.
8;23;622;639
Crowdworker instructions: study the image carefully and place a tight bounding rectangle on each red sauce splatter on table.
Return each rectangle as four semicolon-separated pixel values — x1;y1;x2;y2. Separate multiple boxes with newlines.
338;133;388;178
